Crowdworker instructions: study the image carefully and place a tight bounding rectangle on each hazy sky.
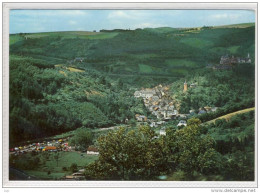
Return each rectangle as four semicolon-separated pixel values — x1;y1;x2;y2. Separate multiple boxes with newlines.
10;9;255;34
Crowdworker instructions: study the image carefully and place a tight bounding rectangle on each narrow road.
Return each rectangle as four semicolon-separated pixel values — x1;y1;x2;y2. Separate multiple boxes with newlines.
204;107;255;125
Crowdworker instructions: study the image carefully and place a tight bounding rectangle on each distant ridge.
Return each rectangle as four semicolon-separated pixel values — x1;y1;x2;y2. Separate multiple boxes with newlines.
213;22;255;28
10;23;255;35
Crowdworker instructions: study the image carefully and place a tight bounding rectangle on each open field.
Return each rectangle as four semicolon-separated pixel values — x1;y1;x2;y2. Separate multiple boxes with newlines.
14;152;98;180
213;23;255;29
21;31;119;40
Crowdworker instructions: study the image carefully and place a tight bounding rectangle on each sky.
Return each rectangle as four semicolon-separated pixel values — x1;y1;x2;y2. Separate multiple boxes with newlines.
10;9;255;34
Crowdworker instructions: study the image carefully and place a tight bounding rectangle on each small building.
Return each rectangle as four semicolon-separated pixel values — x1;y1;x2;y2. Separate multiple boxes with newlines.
134;91;142;98
87;147;99;155
220;54;231;65
44;146;57;151
74;57;84;62
167;112;177;119
198;110;207;114
78;169;85;174
177;120;187;127
168;105;175;111
211;107;218;112
150;122;157;128
178;114;188;119
204;106;212;112
159;129;166;136
189;109;195;114
135;114;147;122
190;83;197;88
73;172;85;177
153;106;159;111
157;121;165;125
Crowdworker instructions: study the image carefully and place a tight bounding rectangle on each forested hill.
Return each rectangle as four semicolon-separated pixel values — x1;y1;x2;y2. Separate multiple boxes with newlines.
9;23;255;146
10;23;255;87
9;56;148;146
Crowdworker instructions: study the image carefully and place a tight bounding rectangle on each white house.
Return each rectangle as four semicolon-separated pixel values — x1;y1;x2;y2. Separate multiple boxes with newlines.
177;120;187;127
159;129;166;136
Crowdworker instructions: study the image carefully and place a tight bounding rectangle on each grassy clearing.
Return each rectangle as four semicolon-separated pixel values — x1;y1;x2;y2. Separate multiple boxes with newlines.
22;151;98;180
9;35;24;45
25;170;65;180
214;23;255;29
206;107;255;125
132;53;158;59
55;65;85;72
67;67;85;72
139;64;153;73
180;38;213;48
24;34;49;39
59;70;67;77
86;32;118;39
44;151;98;168
165;59;199;68
228;46;240;54
23;31;118;40
144;27;181;33
169;68;188;76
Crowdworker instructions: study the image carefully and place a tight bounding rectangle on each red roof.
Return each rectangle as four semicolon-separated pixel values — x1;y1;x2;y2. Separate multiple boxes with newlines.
45;146;57;150
87;147;98;152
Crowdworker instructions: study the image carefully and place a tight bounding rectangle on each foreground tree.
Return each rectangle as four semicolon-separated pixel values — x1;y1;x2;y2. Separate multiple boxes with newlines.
165;118;223;176
85;119;224;180
85;126;168;180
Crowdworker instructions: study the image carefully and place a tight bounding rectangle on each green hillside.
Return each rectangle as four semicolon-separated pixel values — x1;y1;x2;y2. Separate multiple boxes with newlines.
10;23;255;87
9;23;255;181
9;55;148;146
9;23;255;145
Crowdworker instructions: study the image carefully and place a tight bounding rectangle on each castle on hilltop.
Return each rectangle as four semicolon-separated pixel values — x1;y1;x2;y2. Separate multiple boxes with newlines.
220;53;251;65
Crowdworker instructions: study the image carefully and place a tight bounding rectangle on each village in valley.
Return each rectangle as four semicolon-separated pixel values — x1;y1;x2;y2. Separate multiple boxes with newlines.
9;53;252;180
132;53;251;134
133;82;219;135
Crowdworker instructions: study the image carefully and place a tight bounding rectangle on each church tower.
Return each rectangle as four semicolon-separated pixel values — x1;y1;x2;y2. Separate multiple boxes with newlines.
183;80;188;92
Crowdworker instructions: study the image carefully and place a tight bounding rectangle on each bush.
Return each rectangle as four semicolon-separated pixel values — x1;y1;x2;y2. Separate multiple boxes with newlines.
70;163;78;173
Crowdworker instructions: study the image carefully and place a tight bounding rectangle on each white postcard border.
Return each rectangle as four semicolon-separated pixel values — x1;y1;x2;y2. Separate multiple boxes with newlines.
2;2;258;188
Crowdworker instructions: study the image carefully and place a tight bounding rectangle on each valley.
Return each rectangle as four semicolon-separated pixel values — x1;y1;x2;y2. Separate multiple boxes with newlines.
9;23;255;181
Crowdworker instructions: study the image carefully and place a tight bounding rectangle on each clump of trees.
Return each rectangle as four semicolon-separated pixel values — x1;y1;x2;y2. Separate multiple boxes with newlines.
85;126;167;180
69;127;93;151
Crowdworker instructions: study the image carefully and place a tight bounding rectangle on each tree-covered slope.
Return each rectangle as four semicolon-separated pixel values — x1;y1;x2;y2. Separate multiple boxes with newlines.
10;23;255;87
9;23;255;145
9;55;147;146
